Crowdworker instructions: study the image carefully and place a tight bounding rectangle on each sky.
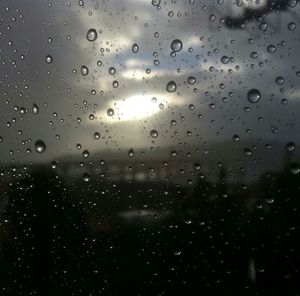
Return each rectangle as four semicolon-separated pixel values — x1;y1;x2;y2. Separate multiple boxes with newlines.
0;0;300;182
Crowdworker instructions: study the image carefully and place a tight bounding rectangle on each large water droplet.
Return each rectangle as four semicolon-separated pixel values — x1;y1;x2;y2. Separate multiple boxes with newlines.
220;55;229;64
86;28;97;42
150;129;158;138
35;140;46;153
171;39;183;52
247;89;261;103
166;81;177;92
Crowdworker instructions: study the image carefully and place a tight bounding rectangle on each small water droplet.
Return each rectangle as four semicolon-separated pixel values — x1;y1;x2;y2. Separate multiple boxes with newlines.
107;108;114;116
132;43;139;53
82;150;90;158
32;104;39;114
35;140;46;153
109;67;116;75
82;172;90;182
285;142;295;152
287;22;296;31
45;55;53;64
275;76;284;85
112;80;119;88
94;132;100;139
81;65;89;76
128;148;134;157
151;0;161;6
267;44;276;54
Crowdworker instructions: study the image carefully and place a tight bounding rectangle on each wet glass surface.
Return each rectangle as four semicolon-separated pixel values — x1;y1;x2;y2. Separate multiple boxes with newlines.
0;0;300;295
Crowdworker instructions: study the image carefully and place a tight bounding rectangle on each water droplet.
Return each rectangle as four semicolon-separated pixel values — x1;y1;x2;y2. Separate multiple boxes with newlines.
107;108;114;116
32;104;39;114
286;142;295;152
187;76;196;85
247;89;261;103
112;80;119;88
150;130;158;138
151;0;161;6
109;67;116;75
132;43;139;53
94;132;100;139
171;39;183;52
288;22;296;31
220;55;229;64
275;76;284;85
35;140;46;153
81;65;89;76
45;55;53;64
82;150;90;158
233;134;240;142
86;28;97;42
128;148;134;157
166;81;177;92
267;44;276;54
82;172;90;182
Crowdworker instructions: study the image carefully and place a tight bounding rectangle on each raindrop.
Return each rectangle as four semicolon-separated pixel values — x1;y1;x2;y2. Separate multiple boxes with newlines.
109;67;116;75
94;132;100;139
275;76;284;85
267;45;276;54
82;172;90;182
112;80;119;88
128;148;134;157
150;130;158;138
166;81;177;92
187;76;196;85
288;22;296;31
86;28;97;42
45;55;53;64
171;39;183;52
82;150;90;158
35;140;46;153
107;108;114;116
220;55;229;64
152;0;161;6
132;43;139;53
81;65;89;76
32;104;39;114
247;89;261;103
285;142;295;152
